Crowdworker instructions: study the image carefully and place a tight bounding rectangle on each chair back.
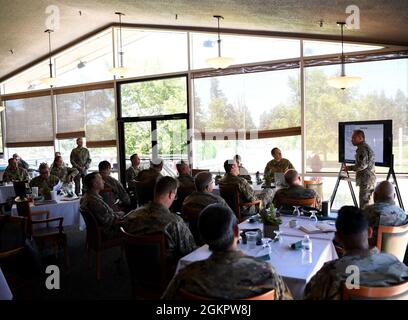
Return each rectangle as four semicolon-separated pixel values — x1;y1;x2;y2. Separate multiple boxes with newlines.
100;187;113;208
15;200;34;237
171;185;196;213
0;215;27;255
80;208;103;250
218;183;241;221
120;227;168;295
376;223;408;262
179;288;276;300
192;169;209;177
135;180;156;206
277;196;316;208
182;206;203;245
342;281;408;300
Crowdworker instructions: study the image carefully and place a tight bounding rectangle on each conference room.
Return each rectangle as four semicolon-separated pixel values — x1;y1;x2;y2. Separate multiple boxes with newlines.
1;0;408;303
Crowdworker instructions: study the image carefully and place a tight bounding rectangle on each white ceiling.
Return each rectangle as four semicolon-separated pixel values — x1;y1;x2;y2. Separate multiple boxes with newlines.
1;0;407;81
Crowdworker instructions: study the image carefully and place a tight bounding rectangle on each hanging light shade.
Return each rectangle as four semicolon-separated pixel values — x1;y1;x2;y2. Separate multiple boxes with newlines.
205;15;234;69
328;22;361;90
110;12;129;77
40;29;59;87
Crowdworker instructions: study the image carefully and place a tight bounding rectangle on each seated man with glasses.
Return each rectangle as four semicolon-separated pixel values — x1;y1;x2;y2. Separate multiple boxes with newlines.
29;163;60;196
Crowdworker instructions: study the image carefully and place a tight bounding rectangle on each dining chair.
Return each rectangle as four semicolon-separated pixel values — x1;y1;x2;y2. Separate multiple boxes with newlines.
342;281;408;300
376;223;408;262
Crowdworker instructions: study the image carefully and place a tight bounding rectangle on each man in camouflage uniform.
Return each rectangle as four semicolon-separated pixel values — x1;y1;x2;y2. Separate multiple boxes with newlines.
13;153;30;171
3;158;30;183
70;137;91;195
344;130;376;209
29;163;60;194
220;159;273;218
99;160;130;208
126;153;141;189
234;154;252;183
125;176;196;264
176;160;195;191
162;204;293;300
183;171;228;213
136;158;163;183
304;206;408;300
80;172;126;239
50;155;79;184
273;169;321;209
363;181;407;247
264;147;294;183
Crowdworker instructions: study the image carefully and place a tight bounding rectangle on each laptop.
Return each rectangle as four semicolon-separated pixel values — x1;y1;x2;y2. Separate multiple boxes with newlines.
274;172;288;188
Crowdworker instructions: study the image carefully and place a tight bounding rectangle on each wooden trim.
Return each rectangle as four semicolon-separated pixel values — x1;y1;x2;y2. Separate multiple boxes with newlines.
56;131;85;139
6;141;54;148
194;127;301;140
342;281;408;299
86;140;117;148
376;223;408;250
2;89;51;101
53;81;114;95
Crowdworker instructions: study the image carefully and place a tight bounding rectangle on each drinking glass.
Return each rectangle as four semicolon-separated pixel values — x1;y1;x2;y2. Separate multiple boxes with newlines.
309;210;318;223
293;206;301;217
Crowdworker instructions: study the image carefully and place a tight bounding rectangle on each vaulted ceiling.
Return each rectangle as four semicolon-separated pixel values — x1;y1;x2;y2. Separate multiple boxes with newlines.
1;0;407;81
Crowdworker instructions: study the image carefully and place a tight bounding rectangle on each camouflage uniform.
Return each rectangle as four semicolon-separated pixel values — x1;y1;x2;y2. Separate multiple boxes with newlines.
219;173;273;217
102;175;131;206
182;191;228;212
126;202;196;263
363;201;407;247
264;158;294;183
162;250;293;300
304;248;408;300
17;159;30;171
29;174;60;192
2;166;29;183
273;186;321;209
347;142;376;209
136;168;162;183
177;174;195;191
70;146;91;195
80;190;124;239
50;165;79;183
126;166;140;187
239;165;252;183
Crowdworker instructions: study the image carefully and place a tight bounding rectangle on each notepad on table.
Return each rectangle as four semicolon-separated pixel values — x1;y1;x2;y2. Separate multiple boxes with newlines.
299;223;336;234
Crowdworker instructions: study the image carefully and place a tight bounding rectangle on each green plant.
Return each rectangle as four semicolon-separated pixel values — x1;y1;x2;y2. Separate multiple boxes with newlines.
259;205;282;226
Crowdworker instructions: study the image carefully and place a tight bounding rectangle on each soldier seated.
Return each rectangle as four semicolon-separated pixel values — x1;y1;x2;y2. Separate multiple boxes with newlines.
2;157;30;183
136;157;163;183
125;176;196;264
126;153;141;189
29;163;60;195
233;154;251;183
304;206;408;300
273;169;321;209
263;147;294;184
162;204;293;300
363;181;407;247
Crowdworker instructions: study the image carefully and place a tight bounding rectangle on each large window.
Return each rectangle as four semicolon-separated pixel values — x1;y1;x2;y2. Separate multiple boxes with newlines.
305;59;408;174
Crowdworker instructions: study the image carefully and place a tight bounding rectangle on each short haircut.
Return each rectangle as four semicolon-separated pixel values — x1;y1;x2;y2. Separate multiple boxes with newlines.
130;154;138;161
38;163;49;171
233;154;241;162
223;159;235;173
336;206;368;236
284;169;299;185
353;129;365;140
76;137;83;143
271;147;279;156
198;204;238;251
195;172;213;192
98;160;111;172
8;158;15;165
154;176;178;197
176;160;189;172
84;172;100;190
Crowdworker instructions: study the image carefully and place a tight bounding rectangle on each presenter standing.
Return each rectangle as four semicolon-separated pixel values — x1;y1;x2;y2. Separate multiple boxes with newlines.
342;129;376;209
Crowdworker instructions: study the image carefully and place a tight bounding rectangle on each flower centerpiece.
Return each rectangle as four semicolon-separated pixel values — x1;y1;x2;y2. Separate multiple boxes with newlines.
259;204;282;239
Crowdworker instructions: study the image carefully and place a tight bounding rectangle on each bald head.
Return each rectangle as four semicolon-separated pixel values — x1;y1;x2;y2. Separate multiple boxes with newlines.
374;181;395;203
284;169;301;186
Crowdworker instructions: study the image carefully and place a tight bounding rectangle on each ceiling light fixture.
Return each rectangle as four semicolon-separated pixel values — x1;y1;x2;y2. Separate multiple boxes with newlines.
327;22;361;90
40;29;59;87
205;15;234;69
110;12;128;78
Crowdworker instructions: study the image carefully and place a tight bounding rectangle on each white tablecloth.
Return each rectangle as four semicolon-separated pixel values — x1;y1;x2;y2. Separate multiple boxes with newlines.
0;185;15;203
240;215;336;241
11;196;85;230
212;184;273;196
177;235;337;300
0;267;12;300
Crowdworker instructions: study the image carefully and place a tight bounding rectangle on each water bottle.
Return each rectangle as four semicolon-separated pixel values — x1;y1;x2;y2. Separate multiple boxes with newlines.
301;235;312;264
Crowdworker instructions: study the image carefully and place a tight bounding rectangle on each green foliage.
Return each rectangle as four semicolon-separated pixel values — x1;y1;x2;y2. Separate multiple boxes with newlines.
259;205;282;226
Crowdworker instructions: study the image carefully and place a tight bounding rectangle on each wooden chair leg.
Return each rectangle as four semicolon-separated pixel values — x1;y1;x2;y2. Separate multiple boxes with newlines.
96;251;102;280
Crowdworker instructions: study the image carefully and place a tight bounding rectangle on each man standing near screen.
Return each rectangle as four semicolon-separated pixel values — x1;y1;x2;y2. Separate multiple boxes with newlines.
343;129;376;209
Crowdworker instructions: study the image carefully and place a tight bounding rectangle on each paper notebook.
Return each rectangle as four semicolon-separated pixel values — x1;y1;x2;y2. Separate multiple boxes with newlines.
299;223;336;234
